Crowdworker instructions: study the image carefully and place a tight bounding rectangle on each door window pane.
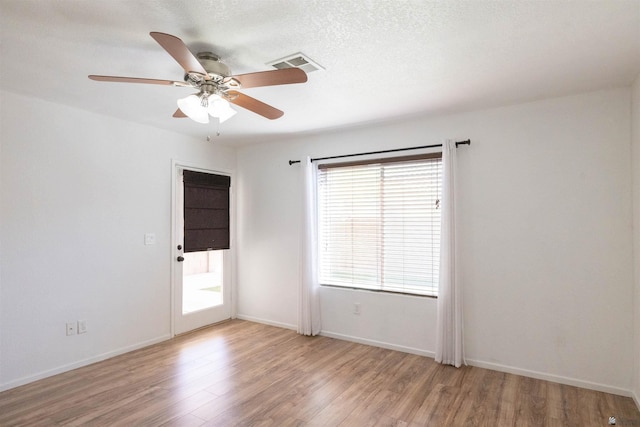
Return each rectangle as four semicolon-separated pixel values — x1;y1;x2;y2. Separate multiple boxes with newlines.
182;250;223;314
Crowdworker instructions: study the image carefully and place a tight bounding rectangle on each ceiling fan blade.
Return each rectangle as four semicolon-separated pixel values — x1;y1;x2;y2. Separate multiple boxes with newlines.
88;75;187;86
150;32;207;76
229;68;307;89
173;108;187;118
226;91;284;120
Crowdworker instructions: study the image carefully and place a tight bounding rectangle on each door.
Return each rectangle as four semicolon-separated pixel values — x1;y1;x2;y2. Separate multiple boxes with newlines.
173;165;232;335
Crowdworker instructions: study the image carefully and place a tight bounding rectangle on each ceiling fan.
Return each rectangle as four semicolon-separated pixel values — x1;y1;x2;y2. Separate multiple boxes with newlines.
89;32;308;124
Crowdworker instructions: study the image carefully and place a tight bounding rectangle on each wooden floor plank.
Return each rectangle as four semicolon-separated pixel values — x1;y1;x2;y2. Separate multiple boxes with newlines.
0;319;638;426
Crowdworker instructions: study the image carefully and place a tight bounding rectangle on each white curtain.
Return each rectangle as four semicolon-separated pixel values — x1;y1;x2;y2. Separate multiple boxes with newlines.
298;157;322;336
435;140;465;367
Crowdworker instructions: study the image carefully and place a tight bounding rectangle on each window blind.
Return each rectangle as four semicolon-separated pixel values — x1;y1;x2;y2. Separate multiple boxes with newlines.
317;154;442;296
183;170;230;252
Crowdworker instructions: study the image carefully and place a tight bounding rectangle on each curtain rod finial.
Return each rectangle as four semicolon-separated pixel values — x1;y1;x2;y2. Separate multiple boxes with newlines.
289;160;301;166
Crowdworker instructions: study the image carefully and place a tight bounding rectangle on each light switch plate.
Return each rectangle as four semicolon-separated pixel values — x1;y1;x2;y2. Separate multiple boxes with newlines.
144;233;156;245
78;320;87;334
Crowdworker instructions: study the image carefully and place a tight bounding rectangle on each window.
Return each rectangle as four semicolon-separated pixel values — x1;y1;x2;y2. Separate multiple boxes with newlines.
317;153;442;296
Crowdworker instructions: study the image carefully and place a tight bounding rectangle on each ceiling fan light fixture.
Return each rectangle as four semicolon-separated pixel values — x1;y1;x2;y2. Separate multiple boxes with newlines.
215;103;237;123
208;96;237;123
178;92;237;124
177;93;210;124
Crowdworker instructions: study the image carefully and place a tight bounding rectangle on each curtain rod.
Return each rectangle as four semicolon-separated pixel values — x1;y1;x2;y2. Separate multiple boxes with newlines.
288;139;470;165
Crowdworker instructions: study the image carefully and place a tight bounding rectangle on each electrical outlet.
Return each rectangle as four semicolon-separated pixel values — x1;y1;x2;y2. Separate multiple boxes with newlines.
353;303;361;315
66;322;76;336
78;320;87;334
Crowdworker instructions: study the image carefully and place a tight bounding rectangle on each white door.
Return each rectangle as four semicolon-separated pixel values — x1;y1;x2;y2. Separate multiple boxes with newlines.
173;166;231;335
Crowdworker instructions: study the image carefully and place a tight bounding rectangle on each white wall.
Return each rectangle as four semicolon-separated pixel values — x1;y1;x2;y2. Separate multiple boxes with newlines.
2;86;635;396
632;73;640;406
237;88;634;394
0;91;236;390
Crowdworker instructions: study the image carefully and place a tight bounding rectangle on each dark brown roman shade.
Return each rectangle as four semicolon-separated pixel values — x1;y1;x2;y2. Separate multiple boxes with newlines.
183;170;230;252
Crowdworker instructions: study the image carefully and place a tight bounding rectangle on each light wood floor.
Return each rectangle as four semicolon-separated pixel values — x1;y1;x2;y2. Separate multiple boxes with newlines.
1;320;638;426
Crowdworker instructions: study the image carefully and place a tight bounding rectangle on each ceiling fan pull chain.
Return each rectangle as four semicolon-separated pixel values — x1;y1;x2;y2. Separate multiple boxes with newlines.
206;118;221;140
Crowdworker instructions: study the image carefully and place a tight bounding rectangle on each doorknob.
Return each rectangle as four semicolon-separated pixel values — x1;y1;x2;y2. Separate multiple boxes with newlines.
177;256;184;262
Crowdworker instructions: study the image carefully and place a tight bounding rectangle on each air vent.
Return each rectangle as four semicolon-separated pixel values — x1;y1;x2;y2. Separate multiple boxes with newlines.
267;52;324;74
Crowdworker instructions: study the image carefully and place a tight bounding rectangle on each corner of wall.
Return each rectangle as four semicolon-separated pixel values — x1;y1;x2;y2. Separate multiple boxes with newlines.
0;90;4;389
631;72;640;409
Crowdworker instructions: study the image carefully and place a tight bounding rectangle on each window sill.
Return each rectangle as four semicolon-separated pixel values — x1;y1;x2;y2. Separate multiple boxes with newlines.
319;284;437;299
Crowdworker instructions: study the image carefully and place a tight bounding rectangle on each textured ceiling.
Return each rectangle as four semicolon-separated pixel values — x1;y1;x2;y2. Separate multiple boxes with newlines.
1;0;639;144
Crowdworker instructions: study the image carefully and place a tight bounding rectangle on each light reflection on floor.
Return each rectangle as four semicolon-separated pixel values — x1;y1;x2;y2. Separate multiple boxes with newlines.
174;336;232;401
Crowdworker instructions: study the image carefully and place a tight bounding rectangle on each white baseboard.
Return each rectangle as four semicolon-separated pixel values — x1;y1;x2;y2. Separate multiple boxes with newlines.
235;318;433;358
465;358;633;398
0;334;171;392
235;314;297;331
236;321;634;398
319;330;434;358
319;329;633;398
14;314;626;401
633;390;640;412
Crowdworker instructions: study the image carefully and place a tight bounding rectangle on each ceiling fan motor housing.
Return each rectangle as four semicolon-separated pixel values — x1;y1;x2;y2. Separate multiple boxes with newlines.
195;52;230;81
